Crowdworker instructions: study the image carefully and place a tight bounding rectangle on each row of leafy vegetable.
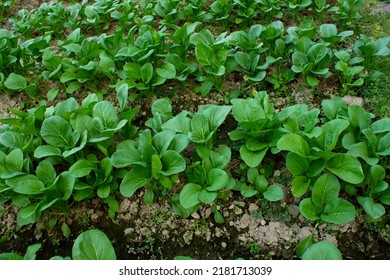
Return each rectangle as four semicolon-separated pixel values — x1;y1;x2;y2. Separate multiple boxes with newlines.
6;0;365;37
1;1;389;100
1;20;388;100
0;91;389;227
1;91;388;259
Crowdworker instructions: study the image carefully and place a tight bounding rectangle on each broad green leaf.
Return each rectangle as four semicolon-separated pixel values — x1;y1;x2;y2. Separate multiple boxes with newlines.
345;142;378;165
160;150;186;176
348;105;371;129
111;140;140;168
199;105;231;131
291;176;311;198
156;63;176;79
195;42;215;66
116;84;128;111
41;116;73;148
180;183;202;209
97;185;110;199
239;145;267;168
152;130;176;155
54;98;79;116
92;101;118;128
286;152;310;176
371;118;390;134
189;114;212;143
14;177;44;195
69;159;95;178
326;154;364;184
206;169;229;191
263;184;284;201
299;198;321;221
316;119;349;151
0;253;23;260
0;131;28;149
241;184;258;198
120;166;151;197
140;62;153;84
321;98;346;120
312;173;340;208
380;188;390;205
36;161;56;186
198;189;218;204
377;132;390;156
4;73;26;90
295;234;314;258
55;171;75;200
16;203;40;227
231;98;265;122
24;244;41;260
357;196;385;219
321;198;356;224
5;148;23;172
277;134;310;157
302;241;342;260
72;229;116;260
34;145;62;158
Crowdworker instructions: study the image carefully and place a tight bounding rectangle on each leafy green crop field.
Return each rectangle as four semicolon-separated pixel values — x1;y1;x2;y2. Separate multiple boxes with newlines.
0;0;389;260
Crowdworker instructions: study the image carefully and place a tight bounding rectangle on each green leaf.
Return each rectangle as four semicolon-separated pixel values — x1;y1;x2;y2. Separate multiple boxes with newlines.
156;63;176;79
4;73;27;90
195;42;215;66
316;119;349;151
291;176;311;198
286;152;310;176
198;189;218;204
180;183;202;209
152;130;176;155
34;145;62;158
160;150;186;176
17;203;40;227
111;140;140;168
214;211;224;224
299;198;321;221
55;171;75;200
116;84;128;111
312;173;340;208
13;177;44;195
321;98;346;120
72;229;116;260
189;113;212;143
151;154;162;179
93;101;118;128
321;198;356;224
24;244;41;260
0;253;23;260
140;62;153;84
231;98;265;122
239;145;267;168
199;105;231;131
5;148;23;173
277;134;310;157
36;160;56;186
302;241;342;260
120;166;151;197
326;154;364;184
41;116;73;148
97;185;110;199
206;169;229;191
263;184;284;201
348;105;371;130
241;184;258;198
377;132;390;156
371;118;390;134
357;196;385;219
295;234;314;258
69;159;95;178
61;222;71;238
0;131;28;149
47;87;59;101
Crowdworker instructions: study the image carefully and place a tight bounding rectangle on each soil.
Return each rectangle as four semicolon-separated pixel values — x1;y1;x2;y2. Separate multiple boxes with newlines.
0;0;389;260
